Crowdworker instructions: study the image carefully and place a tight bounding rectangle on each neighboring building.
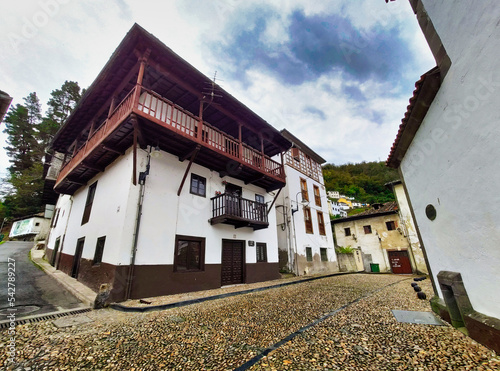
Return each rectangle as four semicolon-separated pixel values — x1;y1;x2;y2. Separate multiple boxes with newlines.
386;0;500;353
327;190;340;199
9;213;50;242
337;197;352;209
275;129;338;276
332;202;418;274
386;180;428;274
45;24;292;303
328;201;347;218
0;90;13;122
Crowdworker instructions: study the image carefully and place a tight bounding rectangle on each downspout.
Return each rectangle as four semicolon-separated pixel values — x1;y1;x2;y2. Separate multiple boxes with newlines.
125;150;150;300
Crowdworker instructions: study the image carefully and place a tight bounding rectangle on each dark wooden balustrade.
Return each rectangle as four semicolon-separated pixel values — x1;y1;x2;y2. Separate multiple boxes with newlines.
210;193;269;230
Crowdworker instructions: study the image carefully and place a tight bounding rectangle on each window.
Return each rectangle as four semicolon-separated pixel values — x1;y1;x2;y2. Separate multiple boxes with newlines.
344;227;351;236
306;247;313;262
93;236;106;266
363;225;372;234
35;222;40;226
51;208;60;228
320;248;328;262
300;178;309;202
174;235;205;272
81;182;97;225
291;147;300;161
317;211;326;236
313;185;321;207
190;174;206;197
256;242;267;262
303;207;313;234
386;221;396;231
255;194;265;204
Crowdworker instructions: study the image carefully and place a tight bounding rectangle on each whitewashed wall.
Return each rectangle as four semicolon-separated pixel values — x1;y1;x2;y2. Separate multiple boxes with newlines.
401;0;500;318
135;150;279;266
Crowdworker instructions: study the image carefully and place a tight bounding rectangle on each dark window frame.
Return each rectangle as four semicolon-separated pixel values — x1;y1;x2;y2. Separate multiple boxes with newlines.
300;178;309;202
363;225;372;234
317;211;326;236
304;207;313;234
306;247;313;262
255;194;265;204
51;208;60;228
81;181;97;225
256;242;267;262
313;185;321;207
92;236;106;266
320;247;328;262
174;235;205;272
386;221;396;231
344;227;351;236
190;174;206;197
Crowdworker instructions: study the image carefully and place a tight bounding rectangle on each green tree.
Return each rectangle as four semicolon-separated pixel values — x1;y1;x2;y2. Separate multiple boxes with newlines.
39;80;83;149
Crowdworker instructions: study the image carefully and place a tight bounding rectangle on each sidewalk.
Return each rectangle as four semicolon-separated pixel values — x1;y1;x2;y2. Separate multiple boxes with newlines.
30;247;96;308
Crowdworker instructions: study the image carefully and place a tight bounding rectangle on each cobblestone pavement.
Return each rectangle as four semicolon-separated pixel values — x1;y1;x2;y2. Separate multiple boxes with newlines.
1;274;499;370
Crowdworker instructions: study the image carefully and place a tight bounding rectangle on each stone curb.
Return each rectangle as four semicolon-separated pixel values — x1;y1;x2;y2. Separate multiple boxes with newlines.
110;271;357;313
29;246;95;308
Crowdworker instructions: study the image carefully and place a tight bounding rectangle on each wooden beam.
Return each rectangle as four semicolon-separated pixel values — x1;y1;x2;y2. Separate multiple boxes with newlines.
178;144;201;162
82;161;104;172
130;114;146;148
267;187;283;215
177;145;201;196
245;175;265;185
102;145;124;155
66;178;86;186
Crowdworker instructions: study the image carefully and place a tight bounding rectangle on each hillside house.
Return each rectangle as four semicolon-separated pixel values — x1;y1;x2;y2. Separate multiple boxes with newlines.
275;130;338;276
332;202;417;274
386;0;500;352
45;24;292;302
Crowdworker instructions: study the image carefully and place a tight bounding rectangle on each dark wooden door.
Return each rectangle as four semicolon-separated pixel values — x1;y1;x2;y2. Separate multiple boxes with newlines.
388;250;412;274
221;240;245;285
71;238;85;278
225;183;242;217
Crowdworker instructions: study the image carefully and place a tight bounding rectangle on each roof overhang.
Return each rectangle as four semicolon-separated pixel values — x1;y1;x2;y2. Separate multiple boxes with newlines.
280;129;326;164
386;67;441;168
52;24;291;156
0;90;13;122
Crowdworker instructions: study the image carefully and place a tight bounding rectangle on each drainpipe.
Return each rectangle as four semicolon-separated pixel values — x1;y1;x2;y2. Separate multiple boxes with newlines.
125;150;150;300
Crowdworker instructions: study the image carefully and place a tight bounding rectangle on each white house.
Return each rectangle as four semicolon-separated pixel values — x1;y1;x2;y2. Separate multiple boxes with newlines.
275;130;338;276
45;24;292;303
327;191;340;199
328;201;347;218
386;0;500;353
9;214;50;242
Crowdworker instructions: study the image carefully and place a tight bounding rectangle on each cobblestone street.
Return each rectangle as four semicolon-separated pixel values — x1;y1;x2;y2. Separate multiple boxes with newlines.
2;274;499;370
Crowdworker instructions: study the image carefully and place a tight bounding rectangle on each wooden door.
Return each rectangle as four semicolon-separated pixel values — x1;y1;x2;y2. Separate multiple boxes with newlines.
221;240;245;285
71;238;85;278
225;183;242;217
388;250;412;274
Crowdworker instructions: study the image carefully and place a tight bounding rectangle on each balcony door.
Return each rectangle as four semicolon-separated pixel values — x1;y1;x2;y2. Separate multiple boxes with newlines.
221;240;245;286
225;183;242;217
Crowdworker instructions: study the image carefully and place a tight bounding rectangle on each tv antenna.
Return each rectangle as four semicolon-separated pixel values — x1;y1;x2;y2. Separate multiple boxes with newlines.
203;71;223;111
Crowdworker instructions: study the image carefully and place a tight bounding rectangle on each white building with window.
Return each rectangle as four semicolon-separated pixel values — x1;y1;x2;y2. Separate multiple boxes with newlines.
275;130;338;276
44;24;292;303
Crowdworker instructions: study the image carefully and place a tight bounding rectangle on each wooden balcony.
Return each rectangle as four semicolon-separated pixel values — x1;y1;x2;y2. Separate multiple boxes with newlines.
210;193;269;230
54;84;286;194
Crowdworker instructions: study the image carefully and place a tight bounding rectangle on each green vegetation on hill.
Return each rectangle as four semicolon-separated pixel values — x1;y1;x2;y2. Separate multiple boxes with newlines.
323;161;398;204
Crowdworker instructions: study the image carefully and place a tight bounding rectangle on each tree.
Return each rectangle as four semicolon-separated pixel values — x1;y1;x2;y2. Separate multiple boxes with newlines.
3;92;42;174
39;81;83;149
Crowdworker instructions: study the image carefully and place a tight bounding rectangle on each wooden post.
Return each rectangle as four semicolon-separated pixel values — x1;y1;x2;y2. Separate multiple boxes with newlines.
108;96;117;118
238;123;243;159
198;100;204;143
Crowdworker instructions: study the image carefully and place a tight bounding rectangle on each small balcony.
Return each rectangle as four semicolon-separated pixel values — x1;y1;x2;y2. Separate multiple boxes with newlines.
210;193;269;230
55;84;286;195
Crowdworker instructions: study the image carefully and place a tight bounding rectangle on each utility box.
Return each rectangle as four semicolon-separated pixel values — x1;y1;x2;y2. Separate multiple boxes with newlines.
370;263;380;273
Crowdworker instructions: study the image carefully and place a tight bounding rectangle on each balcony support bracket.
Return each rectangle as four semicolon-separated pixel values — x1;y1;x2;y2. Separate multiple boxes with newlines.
267;187;283;215
177;144;201;196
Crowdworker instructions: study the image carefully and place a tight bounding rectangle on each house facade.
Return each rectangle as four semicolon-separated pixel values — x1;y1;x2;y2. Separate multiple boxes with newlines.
275;130;338;276
332;202;417;274
386;0;500;352
45;24;291;303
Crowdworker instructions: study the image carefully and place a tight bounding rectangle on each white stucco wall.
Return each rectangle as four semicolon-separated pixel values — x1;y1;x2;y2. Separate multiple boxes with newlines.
135;150;279;266
276;164;337;275
400;0;500;317
47;148;144;266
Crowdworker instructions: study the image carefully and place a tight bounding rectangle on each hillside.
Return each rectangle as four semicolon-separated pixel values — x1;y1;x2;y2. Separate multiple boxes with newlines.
322;161;399;204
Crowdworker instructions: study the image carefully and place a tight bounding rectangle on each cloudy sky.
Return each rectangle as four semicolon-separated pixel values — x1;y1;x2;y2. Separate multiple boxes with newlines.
0;0;434;179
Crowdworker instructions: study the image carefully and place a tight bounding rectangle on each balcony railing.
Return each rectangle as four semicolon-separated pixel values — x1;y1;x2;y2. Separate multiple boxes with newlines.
210;193;269;230
56;84;285;189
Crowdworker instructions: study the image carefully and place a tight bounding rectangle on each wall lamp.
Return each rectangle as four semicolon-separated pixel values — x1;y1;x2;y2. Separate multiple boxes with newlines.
291;191;309;215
